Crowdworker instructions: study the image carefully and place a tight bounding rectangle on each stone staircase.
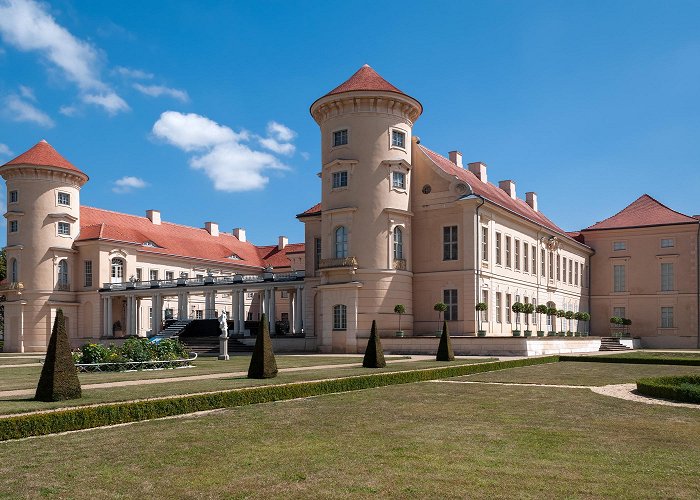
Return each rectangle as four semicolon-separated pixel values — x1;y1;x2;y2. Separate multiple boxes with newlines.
178;336;254;355
599;337;631;351
149;319;192;343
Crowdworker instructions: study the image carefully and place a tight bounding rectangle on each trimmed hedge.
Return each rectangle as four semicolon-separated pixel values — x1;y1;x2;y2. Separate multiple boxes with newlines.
636;375;700;404
559;355;700;366
0;355;558;441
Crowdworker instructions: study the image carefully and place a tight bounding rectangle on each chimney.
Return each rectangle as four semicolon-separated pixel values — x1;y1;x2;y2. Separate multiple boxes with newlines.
146;210;161;225
498;180;516;199
526;192;538;212
233;227;246;242
205;222;219;237
468;162;487;183
278;235;288;250
448;151;463;168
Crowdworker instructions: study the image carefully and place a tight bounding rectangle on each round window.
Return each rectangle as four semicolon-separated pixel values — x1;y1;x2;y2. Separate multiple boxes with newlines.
422;184;432;194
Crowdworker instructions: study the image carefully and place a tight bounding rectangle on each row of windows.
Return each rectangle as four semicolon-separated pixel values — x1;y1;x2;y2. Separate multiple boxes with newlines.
8;221;71;235
613;238;675;251
331;129;406;149
7;190;71;206
613;263;675;292
326;226;405;261
612;306;675;328
330;170;406;190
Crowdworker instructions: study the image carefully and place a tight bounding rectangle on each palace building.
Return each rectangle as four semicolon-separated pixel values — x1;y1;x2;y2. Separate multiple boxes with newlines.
2;65;698;352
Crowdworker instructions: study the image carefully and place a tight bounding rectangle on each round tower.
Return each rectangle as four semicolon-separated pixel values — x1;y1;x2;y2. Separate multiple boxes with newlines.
309;65;422;352
0;140;88;352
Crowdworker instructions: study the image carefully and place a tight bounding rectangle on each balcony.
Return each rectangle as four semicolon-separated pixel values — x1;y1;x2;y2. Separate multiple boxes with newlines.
393;259;407;271
319;257;358;270
55;282;70;292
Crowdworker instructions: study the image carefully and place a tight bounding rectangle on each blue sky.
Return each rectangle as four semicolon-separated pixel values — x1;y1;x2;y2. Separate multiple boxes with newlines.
0;0;698;247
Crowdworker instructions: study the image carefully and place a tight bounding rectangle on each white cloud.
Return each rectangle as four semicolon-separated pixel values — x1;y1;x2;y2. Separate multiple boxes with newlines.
114;66;153;79
59;104;78;117
0;0;128;114
0;143;13;157
4;94;54;127
267;121;296;142
300;152;310;161
152;111;293;192
18;84;35;101
133;83;189;102
113;176;148;193
258;120;297;156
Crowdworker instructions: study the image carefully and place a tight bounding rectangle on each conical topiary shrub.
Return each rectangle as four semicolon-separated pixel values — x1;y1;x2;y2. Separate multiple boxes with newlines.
247;313;278;379
436;320;455;361
362;320;386;368
35;309;82;401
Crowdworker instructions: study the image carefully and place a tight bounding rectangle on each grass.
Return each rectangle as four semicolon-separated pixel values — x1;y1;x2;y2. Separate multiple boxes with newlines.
458;361;700;386
0;375;697;498
607;351;700;360
0;358;494;416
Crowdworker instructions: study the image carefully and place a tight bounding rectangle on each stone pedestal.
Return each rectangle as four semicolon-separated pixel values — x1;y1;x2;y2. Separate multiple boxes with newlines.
218;335;229;360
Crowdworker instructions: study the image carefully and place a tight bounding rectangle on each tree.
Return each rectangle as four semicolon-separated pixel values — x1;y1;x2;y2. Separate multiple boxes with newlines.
556;310;566;332
535;304;548;331
394;304;406;332
522;303;535;331
363;320;386;368
436;320;455;361
511;302;525;329
247;313;278;379
475;302;488;333
434;302;447;332
579;312;591;334
546;307;558;332
565;311;574;332
35;309;82;401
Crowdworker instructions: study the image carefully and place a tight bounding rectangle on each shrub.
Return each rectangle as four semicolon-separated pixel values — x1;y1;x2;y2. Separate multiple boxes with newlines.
120;338;158;362
78;343;110;364
248;313;278;379
436;320;455;361
636;375;700;404
559;355;700;366
394;304;406;332
475;302;488;312
363;320;386;368
156;339;189;360
35;309;82;402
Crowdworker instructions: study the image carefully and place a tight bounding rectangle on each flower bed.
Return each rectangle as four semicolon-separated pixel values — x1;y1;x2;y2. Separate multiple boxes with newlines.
76;353;197;372
72;338;194;372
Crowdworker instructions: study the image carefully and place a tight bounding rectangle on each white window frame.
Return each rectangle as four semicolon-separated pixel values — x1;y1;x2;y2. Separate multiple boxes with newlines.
523;244;529;273
443;225;458;261
392;171;406;190
57;191;71;207
505;236;511;268
495;232;502;265
57;259;69;288
389;128;407;151
57;221;71;237
335;226;348;259
333;304;347;330
84;260;93;288
332;128;349;148
8;190;18;204
495;292;502;323
514;240;520;270
9;220;18;233
660;307;674;328
149;269;159;282
332;171;348;189
481;226;489;262
393;226;404;260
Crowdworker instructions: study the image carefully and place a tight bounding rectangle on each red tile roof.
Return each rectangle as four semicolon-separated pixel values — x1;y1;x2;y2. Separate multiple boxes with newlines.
324;64;405;97
582;194;698;231
418;145;581;243
77;206;303;269
296;203;321;218
1;140;88;178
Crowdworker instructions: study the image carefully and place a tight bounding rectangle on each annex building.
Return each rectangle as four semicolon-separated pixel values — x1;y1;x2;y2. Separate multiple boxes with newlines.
2;65;698;353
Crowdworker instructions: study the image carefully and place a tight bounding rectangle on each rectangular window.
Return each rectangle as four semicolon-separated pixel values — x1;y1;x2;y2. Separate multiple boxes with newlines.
333;304;347;330
569;259;573;283
581;263;585;288
575;262;579;286
314;237;322;271
532;298;537;324
613;265;626;292
495;292;502;323
661;263;674;291
549;252;554;279
195;310;203;320
84;260;93;287
57;222;70;236
505;294;512;323
150;269;159;281
9;190;18;203
480;290;488;322
505;236;512;267
532;245;537;275
514;240;521;270
495;232;502;265
613;241;626;251
136;268;143;282
481;226;489;262
661;307;674;328
444;289;458;321
391;129;406;148
165;271;174;281
443;226;458;260
392;171;406;189
332;171;348;188
523;244;529;273
9;220;18;233
57;191;71;206
540;248;546;277
613;307;626;319
332;129;348;147
660;238;674;248
557;255;561;281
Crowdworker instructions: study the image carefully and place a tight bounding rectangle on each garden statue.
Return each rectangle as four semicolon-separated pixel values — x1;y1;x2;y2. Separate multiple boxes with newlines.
218;310;229;360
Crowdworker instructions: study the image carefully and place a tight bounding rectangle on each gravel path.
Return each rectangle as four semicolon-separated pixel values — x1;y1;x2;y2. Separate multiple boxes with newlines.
590;383;700;409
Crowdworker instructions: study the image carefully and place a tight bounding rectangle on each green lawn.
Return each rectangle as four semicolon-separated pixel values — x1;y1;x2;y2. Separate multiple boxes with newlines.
0;374;697;498
459;361;700;386
0;359;494;416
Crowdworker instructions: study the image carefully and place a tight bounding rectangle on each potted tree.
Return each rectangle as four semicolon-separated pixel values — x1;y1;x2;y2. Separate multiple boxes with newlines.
609;316;623;337
511;302;524;336
556;310;566;336
475;302;488;336
434;302;447;337
573;312;583;336
535;304;548;337
622;318;632;337
522;303;535;337
579;312;591;336
546;307;558;336
565;311;575;336
394;304;406;337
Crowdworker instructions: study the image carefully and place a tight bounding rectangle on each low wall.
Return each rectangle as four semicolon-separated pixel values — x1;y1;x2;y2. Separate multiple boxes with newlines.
235;336;318;353
637;336;698;349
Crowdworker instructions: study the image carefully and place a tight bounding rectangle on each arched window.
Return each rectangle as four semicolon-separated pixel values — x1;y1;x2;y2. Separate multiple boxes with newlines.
10;258;17;283
393;226;403;260
333;304;347;330
111;258;125;283
335;226;348;259
57;259;69;289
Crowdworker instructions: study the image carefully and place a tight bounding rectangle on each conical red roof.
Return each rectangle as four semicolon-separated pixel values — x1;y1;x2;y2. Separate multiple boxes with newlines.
324;64;406;97
1;140;87;177
583;194;697;230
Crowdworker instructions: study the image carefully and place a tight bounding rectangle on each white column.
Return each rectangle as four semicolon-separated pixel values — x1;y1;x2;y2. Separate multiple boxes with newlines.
19;300;25;353
205;291;216;319
238;289;246;334
178;292;189;320
231;290;239;333
269;287;276;334
150;294;158;334
298;285;305;336
294;286;303;334
289;290;295;334
126;295;134;336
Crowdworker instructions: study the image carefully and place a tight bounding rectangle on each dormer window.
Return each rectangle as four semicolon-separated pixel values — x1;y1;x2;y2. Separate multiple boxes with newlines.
142;240;158;248
332;171;348;189
9;190;18;204
228;253;242;260
391;130;405;149
57;192;70;206
333;129;348;147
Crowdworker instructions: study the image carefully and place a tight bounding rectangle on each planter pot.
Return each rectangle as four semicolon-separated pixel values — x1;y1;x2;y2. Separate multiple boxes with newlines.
557;331;566;337
395;331;405;338
512;330;521;337
547;332;556;337
566;332;574;337
574;332;581;337
436;332;443;337
477;330;486;337
524;330;532;337
537;331;545;337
